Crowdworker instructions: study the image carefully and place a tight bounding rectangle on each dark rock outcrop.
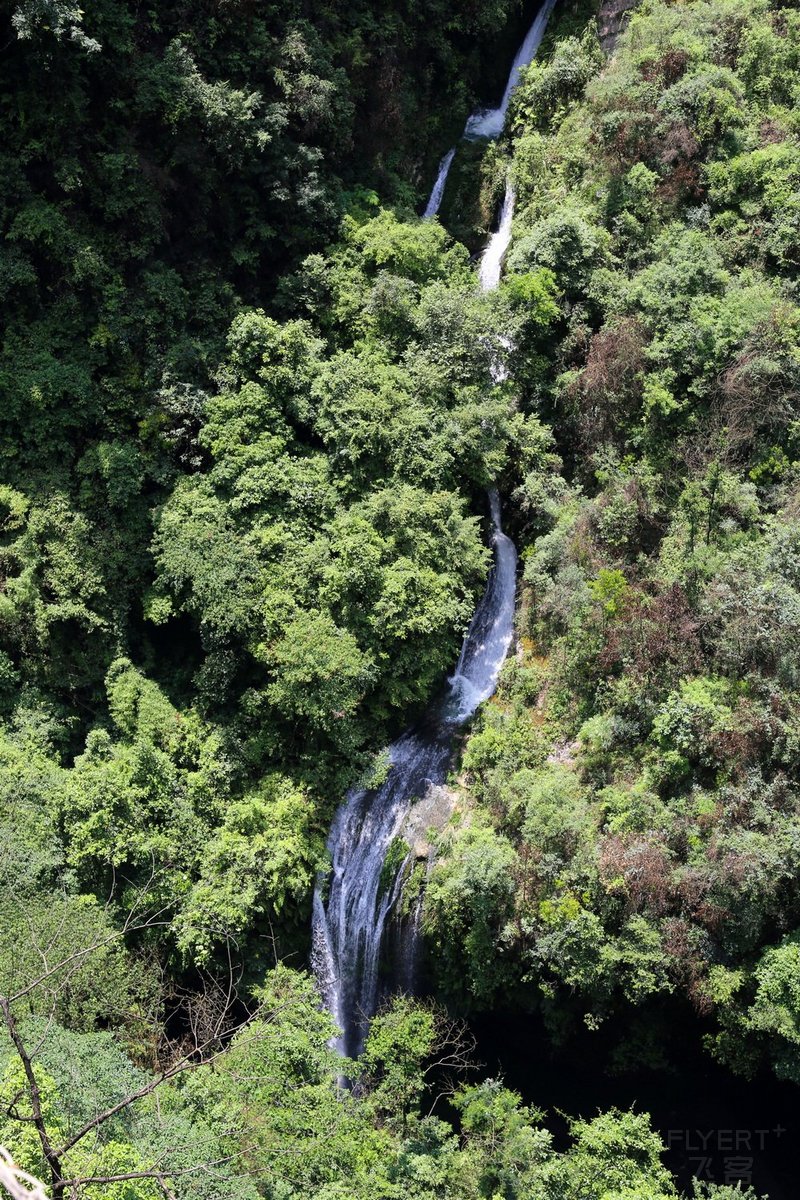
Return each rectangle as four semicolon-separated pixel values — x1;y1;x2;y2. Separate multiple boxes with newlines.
597;0;639;52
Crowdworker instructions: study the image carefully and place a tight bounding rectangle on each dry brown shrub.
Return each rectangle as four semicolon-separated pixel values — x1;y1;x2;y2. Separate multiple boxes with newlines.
599;834;674;915
639;48;690;85
760;117;786;146
598;582;702;685
714;311;800;452
567;317;647;448
661;916;714;1009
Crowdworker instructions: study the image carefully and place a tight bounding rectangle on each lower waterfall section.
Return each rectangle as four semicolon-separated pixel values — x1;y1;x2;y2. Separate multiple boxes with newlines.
312;490;517;1058
479;183;516;292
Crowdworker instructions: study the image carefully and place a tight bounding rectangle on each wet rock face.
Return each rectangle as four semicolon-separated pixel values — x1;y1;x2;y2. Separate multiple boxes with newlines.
401;784;460;859
597;0;639;52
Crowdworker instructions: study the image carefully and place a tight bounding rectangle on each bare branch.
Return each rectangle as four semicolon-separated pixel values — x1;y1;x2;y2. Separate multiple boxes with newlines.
0;999;63;1194
0;1146;48;1200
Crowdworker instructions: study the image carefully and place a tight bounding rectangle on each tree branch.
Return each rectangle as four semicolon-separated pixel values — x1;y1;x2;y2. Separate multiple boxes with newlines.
0;1000;63;1195
0;1145;48;1200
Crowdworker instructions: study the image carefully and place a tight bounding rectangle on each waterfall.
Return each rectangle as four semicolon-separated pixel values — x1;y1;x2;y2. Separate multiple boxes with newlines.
395;852;431;994
479;184;516;292
423;148;457;218
314;0;555;1061
422;0;557;216
464;0;559;141
312;490;517;1058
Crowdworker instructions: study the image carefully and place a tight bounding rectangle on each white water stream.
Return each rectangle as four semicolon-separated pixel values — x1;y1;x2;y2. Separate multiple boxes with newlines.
422;0;557;218
313;0;555;1060
464;0;559;141
312;491;517;1058
423;148;457;218
479;183;516;292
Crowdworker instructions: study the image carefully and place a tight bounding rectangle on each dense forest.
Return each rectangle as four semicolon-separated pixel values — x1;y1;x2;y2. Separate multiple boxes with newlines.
2;0;799;1195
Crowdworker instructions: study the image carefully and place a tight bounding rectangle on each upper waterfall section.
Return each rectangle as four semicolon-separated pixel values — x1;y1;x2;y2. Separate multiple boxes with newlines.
464;0;559;140
423;0;558;218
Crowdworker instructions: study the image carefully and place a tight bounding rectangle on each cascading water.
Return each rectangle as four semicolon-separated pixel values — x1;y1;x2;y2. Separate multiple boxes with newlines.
479;184;516;292
423;148;457;218
422;0;557;217
314;0;555;1061
464;0;559;141
312;491;517;1058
